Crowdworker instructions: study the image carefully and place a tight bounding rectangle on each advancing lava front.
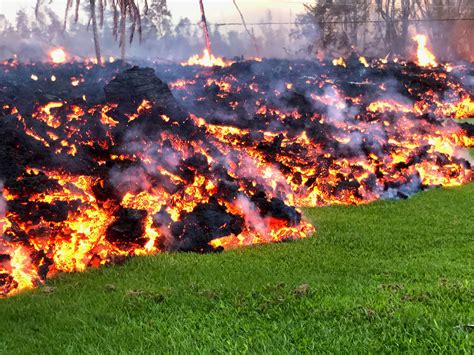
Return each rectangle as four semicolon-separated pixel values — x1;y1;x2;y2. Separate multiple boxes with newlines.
0;56;472;296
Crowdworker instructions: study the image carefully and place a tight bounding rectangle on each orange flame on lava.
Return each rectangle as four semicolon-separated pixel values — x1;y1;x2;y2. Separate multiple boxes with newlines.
49;48;68;64
183;49;233;68
332;57;347;68
414;35;437;67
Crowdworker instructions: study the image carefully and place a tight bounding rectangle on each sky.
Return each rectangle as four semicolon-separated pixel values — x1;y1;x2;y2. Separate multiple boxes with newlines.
0;0;306;25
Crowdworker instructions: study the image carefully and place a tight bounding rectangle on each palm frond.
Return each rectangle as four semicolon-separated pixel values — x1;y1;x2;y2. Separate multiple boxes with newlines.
36;0;152;60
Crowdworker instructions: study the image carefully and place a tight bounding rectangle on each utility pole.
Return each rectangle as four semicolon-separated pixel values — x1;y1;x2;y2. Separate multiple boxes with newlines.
199;0;212;54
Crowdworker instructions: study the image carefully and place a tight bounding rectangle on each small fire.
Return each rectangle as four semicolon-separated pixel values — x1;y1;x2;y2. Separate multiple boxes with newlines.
183;49;232;68
49;48;67;64
359;56;369;68
332;57;347;68
414;35;437;67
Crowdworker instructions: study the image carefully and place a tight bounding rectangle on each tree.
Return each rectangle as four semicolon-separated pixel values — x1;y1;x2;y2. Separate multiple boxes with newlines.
375;0;414;56
299;0;473;60
36;0;103;63
16;10;30;38
147;0;172;38
414;0;474;60
175;18;193;39
36;0;151;62
302;0;370;58
110;0;146;61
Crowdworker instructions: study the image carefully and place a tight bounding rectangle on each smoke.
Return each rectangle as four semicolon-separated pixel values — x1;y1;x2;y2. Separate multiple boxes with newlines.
109;165;152;196
122;127;182;173
320;85;359;124
108;124;184;198
235;194;269;236
0;181;6;218
2;0;474;64
0;10;307;63
0;181;7;233
381;175;422;200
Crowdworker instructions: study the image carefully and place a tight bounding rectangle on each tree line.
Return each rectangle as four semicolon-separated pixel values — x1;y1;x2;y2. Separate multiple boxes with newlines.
298;0;473;60
1;0;472;62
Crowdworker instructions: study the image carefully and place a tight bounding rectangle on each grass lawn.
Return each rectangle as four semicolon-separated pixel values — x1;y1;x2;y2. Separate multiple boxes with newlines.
0;182;473;353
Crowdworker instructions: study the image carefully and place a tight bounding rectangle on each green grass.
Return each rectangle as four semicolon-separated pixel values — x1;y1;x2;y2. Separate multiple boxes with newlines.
1;183;473;354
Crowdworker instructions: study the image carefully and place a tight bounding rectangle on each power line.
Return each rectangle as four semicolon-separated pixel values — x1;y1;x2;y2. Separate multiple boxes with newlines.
73;17;474;31
269;0;474;6
164;17;474;27
211;17;474;27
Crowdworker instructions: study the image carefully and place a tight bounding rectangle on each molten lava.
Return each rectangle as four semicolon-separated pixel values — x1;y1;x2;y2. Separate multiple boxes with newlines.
0;52;472;297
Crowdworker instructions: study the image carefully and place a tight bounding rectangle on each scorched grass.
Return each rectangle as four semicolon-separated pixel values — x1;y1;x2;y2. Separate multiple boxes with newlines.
0;183;472;353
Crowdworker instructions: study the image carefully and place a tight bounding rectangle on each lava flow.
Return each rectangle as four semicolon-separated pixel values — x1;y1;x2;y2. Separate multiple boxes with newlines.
0;45;473;296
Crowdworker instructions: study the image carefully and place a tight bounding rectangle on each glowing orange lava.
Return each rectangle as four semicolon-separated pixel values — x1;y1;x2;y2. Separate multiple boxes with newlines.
0;55;473;298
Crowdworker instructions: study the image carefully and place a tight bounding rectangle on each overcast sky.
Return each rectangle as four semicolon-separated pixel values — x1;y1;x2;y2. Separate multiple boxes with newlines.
0;0;305;25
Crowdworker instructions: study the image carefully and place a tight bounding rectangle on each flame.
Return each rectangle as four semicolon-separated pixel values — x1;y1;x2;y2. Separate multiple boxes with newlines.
332;57;347;67
127;99;153;122
414;35;437;67
49;48;68;64
359;56;369;68
183;49;233;68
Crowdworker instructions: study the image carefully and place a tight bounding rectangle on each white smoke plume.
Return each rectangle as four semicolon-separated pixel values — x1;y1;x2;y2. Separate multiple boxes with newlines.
0;181;7;233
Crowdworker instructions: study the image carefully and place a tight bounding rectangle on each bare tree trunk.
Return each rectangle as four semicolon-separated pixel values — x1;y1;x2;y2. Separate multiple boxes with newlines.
198;0;212;53
63;0;73;32
120;7;127;61
376;0;397;54
399;0;410;56
90;0;102;64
